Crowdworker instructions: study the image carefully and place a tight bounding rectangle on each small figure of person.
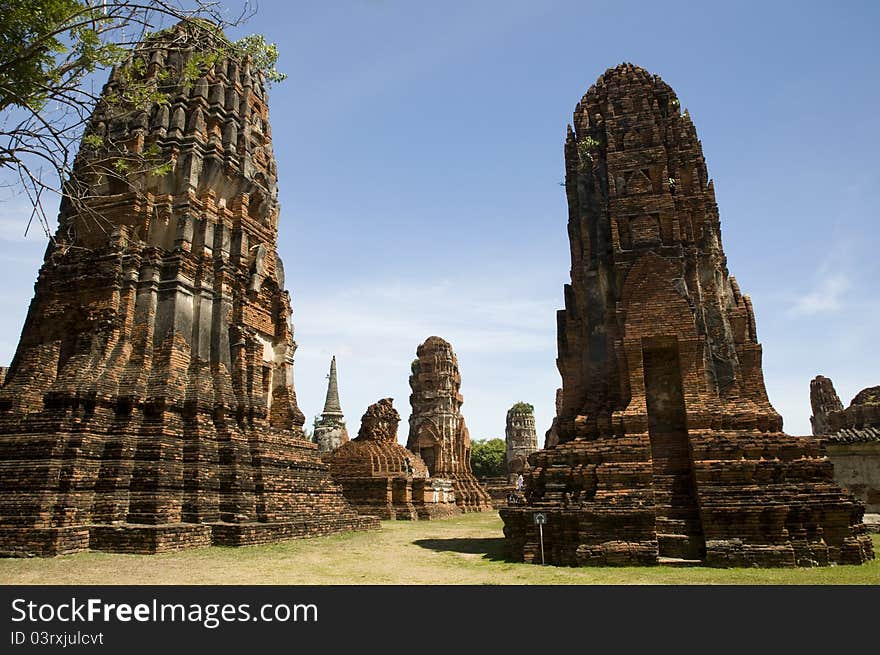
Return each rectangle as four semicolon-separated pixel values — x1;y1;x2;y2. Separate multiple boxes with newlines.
516;474;524;493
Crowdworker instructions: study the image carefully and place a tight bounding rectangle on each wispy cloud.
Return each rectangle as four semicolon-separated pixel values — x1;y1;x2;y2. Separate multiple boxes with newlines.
788;238;855;316
290;275;561;443
293;278;557;357
790;272;849;315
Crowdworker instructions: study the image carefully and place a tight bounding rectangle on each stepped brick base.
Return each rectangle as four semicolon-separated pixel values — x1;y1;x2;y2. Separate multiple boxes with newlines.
501;432;874;567
0;414;382;557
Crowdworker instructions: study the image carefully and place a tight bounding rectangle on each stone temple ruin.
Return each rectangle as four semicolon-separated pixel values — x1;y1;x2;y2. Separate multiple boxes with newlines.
810;376;880;517
0;22;378;556
505;402;538;483
407;337;493;512
500;64;873;567
312;356;349;453
323;398;458;520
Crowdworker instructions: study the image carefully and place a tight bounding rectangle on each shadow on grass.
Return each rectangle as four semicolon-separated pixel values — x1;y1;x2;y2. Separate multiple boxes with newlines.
413;537;508;562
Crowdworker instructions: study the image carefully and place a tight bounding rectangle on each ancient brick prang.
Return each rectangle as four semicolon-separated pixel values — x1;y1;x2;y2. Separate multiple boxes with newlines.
0;22;378;557
500;63;873;567
407;337;492;512
505;402;538;483
811;376;880;514
323;399;458;520
312;356;349;453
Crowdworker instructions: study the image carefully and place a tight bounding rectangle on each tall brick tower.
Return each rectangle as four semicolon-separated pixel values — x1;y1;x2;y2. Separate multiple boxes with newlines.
505;402;538;483
407;336;492;512
500;63;873;567
0;22;377;556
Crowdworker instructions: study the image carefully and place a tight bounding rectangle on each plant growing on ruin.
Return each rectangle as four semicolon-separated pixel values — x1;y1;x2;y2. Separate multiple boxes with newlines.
578;135;600;171
0;0;285;241
510;401;534;414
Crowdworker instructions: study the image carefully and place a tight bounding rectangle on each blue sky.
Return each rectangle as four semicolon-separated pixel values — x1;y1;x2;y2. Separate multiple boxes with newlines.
1;0;878;443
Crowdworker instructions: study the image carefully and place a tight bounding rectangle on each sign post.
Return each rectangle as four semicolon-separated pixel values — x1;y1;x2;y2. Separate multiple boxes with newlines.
533;512;547;565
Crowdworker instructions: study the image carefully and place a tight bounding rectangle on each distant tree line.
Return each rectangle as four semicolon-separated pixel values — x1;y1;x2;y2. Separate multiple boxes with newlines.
470;438;505;479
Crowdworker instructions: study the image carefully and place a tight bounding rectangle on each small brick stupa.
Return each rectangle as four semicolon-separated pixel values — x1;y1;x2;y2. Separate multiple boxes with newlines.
407;337;493;512
500;63;873;567
312;356;349;453
323;398;458;520
0;22;377;556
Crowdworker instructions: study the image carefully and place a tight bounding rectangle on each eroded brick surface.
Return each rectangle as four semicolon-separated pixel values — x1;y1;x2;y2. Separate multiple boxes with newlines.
501;63;873;567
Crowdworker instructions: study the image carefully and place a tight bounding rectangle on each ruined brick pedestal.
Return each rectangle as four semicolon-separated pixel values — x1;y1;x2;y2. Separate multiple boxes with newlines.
413;478;460;520
480;477;514;509
501;63;873;568
407;337;493;513
811;377;880;518
324;398;458;520
0;22;377;557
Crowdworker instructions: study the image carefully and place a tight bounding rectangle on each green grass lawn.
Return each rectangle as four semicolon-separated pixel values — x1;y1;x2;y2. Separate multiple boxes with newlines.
1;511;878;585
